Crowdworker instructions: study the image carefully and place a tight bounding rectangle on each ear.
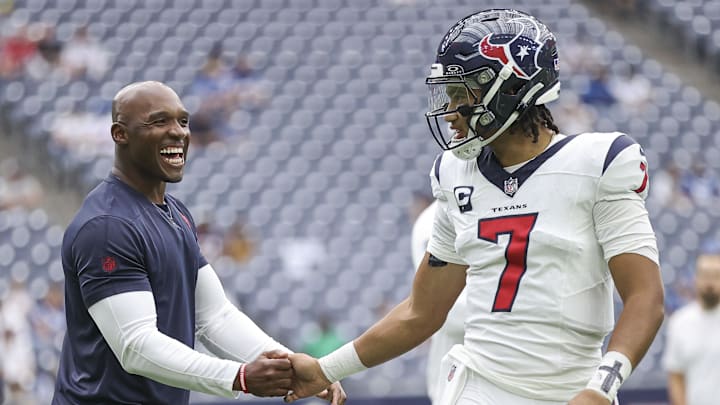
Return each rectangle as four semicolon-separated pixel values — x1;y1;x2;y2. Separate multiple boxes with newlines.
111;122;128;144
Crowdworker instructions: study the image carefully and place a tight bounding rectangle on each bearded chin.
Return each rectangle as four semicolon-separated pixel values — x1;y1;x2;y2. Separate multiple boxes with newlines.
700;291;720;309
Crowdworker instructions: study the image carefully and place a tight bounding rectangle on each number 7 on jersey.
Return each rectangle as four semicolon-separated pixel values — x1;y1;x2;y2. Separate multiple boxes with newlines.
478;213;538;312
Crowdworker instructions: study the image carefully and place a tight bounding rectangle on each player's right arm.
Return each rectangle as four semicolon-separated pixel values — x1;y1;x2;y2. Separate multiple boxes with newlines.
286;158;468;400
353;250;467;366
343;172;467;370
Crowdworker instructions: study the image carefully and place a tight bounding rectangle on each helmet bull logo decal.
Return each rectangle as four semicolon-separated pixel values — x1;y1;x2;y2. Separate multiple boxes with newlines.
477;18;544;80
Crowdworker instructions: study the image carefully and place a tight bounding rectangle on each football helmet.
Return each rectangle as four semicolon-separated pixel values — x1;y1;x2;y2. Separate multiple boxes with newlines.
425;9;560;160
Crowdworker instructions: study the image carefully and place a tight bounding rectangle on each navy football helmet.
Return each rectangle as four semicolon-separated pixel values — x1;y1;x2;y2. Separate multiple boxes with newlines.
425;9;560;160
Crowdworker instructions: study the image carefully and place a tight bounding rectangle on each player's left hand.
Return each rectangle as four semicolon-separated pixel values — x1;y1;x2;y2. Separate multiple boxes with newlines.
567;389;612;405
283;353;336;403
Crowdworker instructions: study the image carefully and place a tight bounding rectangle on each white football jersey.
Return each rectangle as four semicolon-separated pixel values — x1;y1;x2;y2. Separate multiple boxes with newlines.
427;132;658;401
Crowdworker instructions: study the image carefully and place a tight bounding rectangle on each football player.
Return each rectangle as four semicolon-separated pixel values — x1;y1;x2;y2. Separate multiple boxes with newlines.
285;8;664;405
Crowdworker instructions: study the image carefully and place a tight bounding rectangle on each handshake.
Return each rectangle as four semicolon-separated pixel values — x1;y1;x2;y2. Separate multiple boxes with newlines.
234;350;346;404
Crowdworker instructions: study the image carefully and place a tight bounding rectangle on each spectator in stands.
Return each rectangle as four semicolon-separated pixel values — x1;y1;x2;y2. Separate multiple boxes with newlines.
1;278;37;404
29;282;65;402
663;252;720;405
650;162;693;210
2;277;34;329
0;158;43;210
610;64;651;112
228;54;269;112
189;47;269;145
553;92;596;135
679;161;720;207
0;24;36;79
24;25;67;82
50;106;113;159
188;43;233;145
2;327;37;404
189;42;229;99
222;220;256;264
279;237;328;281
581;65;617;106
195;218;224;263
301;315;345;358
61;26;110;81
52;81;344;405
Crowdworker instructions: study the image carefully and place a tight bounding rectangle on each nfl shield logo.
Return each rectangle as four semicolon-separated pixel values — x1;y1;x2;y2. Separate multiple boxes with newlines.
504;177;519;196
447;364;457;382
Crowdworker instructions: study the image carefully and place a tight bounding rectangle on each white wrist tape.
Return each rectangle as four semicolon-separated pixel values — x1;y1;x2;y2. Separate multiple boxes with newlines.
585;351;633;403
318;341;367;383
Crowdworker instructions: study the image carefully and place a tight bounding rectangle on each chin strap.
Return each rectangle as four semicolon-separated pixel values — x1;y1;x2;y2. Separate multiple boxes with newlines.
452;81;546;161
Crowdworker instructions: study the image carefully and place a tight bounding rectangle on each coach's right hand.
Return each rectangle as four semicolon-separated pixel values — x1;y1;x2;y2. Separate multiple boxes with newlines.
234;350;294;396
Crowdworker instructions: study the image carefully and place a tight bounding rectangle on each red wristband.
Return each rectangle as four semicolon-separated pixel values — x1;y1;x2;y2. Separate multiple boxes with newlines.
239;363;249;393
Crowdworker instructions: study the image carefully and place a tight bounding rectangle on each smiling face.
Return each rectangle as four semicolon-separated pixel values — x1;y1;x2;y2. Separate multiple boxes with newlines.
111;82;190;191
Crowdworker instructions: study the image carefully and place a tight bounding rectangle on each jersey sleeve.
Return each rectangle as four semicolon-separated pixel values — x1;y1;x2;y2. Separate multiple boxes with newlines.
71;215;151;308
430;153;446;201
427;154;466;265
594;136;658;264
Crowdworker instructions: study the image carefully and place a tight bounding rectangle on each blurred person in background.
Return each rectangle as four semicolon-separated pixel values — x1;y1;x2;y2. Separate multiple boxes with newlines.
52;81;344;405
0;158;43;210
552;92;596;135
24;25;67;82
228;54;269;112
1;278;36;404
0;24;36;79
286;9;664;405
580;65;616;107
60;25;110;81
222;220;256;264
301;315;345;359
29;282;65;402
663;252;720;405
679;161;720;207
2;326;37;404
650;162;693;211
609;64;651;113
411;199;466;404
188;43;228;146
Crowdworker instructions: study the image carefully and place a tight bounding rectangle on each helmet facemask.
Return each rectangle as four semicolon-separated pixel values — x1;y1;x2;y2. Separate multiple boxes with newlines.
426;64;548;160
